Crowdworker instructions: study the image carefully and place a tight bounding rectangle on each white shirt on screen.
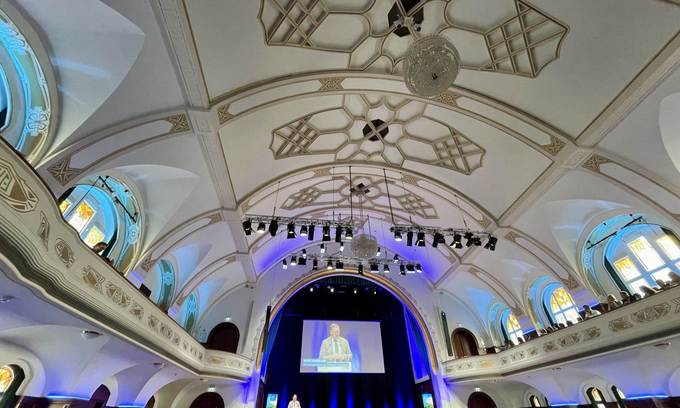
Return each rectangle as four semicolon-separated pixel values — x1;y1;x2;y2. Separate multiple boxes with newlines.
287;400;301;408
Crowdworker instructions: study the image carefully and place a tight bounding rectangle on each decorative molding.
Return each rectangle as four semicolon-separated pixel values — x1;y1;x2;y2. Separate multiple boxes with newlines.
581;153;612;172
54;238;74;268
165;113;191;133
38;211;49;250
105;282;132;308
0;158;39;212
258;0;568;78
608;317;634;332
431;91;459;107
630;303;671;323
46;156;83;186
541;136;566;156
318;77;344;91
217;104;233;124
82;266;105;293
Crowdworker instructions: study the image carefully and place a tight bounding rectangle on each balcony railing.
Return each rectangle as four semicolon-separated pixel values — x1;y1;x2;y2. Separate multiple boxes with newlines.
443;285;680;380
0;141;252;381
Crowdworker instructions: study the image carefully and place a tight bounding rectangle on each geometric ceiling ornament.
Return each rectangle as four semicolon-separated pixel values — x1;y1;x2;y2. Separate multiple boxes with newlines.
270;94;485;174
259;0;568;78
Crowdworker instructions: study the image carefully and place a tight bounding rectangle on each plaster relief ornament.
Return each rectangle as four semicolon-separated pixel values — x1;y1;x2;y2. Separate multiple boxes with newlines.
259;0;568;79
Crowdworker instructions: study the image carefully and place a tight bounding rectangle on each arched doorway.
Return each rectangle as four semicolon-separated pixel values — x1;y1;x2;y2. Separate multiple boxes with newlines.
451;328;479;358
190;392;224;408
205;322;240;353
90;384;111;408
468;391;497;408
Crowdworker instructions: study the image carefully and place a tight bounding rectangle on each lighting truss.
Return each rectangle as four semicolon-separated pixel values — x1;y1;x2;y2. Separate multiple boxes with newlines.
283;252;422;276
242;214;358;238
390;224;497;251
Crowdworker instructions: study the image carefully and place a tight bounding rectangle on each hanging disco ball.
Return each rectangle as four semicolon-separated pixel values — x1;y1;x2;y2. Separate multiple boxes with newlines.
351;234;379;260
404;35;460;97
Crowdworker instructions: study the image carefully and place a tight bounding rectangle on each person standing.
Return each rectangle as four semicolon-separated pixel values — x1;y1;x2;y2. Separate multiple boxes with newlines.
287;394;301;408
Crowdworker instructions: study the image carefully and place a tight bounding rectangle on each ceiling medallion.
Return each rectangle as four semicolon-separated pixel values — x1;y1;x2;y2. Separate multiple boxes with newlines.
404;34;461;97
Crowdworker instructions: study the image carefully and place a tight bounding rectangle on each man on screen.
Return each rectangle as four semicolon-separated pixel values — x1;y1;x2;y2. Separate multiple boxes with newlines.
318;323;352;362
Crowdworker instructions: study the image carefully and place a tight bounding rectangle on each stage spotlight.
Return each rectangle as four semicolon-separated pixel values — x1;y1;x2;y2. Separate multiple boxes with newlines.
257;222;266;234
415;263;423;273
300;225;308;237
335;227;342;243
432;232;444;248
370;263;379;273
353;287;358;294
400;264;406;275
383;264;390;273
298;256;307;266
290;256;297;266
329;286;335;293
394;229;403;242
464;232;474;247
326;260;333;270
340;241;345;252
406;264;415;274
312;259;318;271
474;237;482;246
376;247;381;257
372;288;377;295
308;224;315;240
320;243;326;254
302;249;307;259
406;230;414;246
282;259;288;270
242;220;252;235
358;264;364;275
484;236;498;251
309;286;314;292
287;223;296;239
322;225;331;241
335;261;344;271
393;254;400;263
451;233;463;249
269;219;279;236
416;231;426;247
345;227;353;240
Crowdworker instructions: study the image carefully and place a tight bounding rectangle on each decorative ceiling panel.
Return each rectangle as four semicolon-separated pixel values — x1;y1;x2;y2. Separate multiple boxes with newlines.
259;0;568;77
270;94;485;174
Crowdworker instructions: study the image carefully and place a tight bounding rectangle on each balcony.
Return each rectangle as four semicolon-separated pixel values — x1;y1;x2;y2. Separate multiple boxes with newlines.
443;285;680;381
0;142;253;381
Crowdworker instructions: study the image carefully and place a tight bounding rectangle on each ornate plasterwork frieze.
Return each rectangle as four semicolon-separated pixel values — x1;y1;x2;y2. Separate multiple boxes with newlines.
217;104;234;124
47;156;83;186
540;136;567;156
165;113;191;133
258;0;568;78
270;94;485;174
0;157;39;212
38;211;49;250
318;77;344;91
581;153;611;172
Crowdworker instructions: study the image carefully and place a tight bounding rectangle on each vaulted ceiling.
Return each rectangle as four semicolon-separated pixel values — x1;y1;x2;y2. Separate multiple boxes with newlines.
16;0;680;334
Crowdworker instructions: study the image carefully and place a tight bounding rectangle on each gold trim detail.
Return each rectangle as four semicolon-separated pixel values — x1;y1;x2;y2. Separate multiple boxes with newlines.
38;211;49;250
541;136;566;156
47;156;83;186
431;91;459;107
318;77;344;91
581;154;611;172
0;158;39;212
217;104;233;124
54;238;74;268
165;113;191;133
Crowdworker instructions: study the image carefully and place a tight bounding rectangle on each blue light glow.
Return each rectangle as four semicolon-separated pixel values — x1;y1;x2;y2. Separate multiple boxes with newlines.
46;394;89;401
627;394;668;400
550;403;578;407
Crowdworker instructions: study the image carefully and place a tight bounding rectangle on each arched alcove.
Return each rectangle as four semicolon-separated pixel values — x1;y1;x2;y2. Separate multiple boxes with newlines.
205;322;240;353
451;328;479;358
90;384;111;408
468;391;497;408
189;392;224;408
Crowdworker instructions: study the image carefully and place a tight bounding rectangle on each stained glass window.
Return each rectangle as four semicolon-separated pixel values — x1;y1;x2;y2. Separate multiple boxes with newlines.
59;198;71;214
183;293;198;334
0;365;13;393
84;225;105;248
607;224;680;295
503;313;523;345
157;260;175;311
67;200;96;233
548;286;580;325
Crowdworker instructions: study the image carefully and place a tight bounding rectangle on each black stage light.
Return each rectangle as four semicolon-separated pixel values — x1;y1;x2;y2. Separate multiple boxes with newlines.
451;233;463;249
322;225;331;241
340;241;345;252
290;256;297;266
432;232;444;248
242;220;252;235
282;259;288;270
393;254;400;263
406;264;415;274
383;264;390;273
335;226;342;243
320;243;326;254
345;227;353;241
326;260;333;270
485;236;498;251
353;287;358;294
415;264;423;273
269;219;279;237
376;247;381;256
312;259;318;271
300;225;308;237
416;231;426;247
464;232;474;247
302;249;307;259
287;223;296;239
257;222;266;234
394;229;403;242
335;261;344;271
298;256;306;266
370;263;379;273
358;264;364;275
474;237;482;246
406;230;414;246
400;264;406;275
308;224;315;240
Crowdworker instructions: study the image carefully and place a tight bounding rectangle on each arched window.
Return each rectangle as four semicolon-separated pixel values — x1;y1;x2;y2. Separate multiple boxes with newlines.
611;385;626;408
0;8;52;162
544;285;580;325
586;387;606;408
467;391;497;408
156;260;175;311
183;293;198;334
451;328;479;358
528;395;541;407
206;322;240;353
606;223;680;295
502;312;524;345
0;364;25;407
90;384;110;408
59;176;141;273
